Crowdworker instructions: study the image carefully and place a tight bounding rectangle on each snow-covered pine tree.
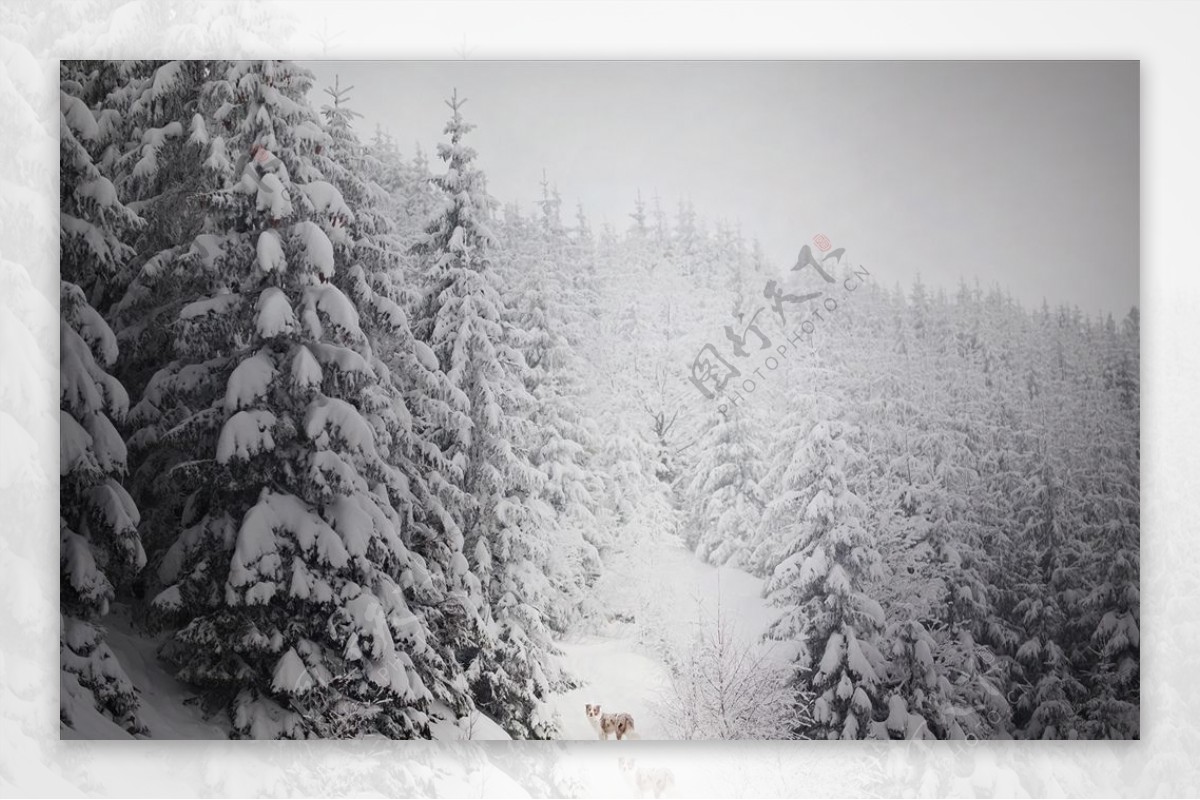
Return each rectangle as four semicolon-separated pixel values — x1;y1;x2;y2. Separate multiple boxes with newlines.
995;305;1095;740
316;77;480;715
843;278;1008;740
892;470;1009;740
573;200;592;248
568;201;603;326
1078;437;1139;738
1077;306;1139;739
412;90;567;738
59;75;147;734
763;404;891;739
496;187;607;632
624;188;665;276
650;191;669;249
361;126;436;253
673;199;699;276
682;406;765;570
99;62;230;545
748;387;825;577
106;60;211;302
126;60;439;739
629;188;648;238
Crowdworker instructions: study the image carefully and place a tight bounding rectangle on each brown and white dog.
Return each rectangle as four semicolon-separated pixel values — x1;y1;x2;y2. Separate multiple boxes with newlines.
585;703;638;740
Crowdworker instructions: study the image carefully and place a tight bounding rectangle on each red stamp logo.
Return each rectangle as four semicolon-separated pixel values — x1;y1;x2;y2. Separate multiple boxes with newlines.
813;233;832;252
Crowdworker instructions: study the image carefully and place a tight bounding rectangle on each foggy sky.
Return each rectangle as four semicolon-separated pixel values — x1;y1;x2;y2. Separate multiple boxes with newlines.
301;60;1138;317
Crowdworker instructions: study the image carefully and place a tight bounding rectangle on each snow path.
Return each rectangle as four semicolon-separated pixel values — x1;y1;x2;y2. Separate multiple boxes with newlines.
548;534;775;741
554;637;670;739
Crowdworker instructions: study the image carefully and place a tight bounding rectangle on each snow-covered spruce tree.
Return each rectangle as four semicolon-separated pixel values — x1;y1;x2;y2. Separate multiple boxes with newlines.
412;91;567;738
847;288;1008;740
1078;449;1139;738
59;77;147;734
920;398;1012;737
764;411;891;740
569;201;603;325
953;294;1078;739
1077;317;1139;739
629;188;649;239
518;376;604;633
103;61;213;311
1002;451;1087;739
673;199;699;277
98;62;233;570
748;384;837;578
515;181;616;615
495;195;605;632
682;406;765;570
363;128;439;255
997;308;1135;740
316;77;479;714
128;61;438;738
1055;306;1139;740
891;486;1008;740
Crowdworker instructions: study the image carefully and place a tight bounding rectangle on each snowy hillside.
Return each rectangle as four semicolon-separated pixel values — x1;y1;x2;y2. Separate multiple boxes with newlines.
57;59;1139;743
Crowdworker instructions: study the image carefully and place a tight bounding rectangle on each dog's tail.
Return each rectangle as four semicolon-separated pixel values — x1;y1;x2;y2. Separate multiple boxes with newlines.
625;727;641;740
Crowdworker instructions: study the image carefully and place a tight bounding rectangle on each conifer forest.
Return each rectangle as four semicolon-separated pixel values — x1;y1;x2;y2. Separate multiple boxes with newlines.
59;59;1139;741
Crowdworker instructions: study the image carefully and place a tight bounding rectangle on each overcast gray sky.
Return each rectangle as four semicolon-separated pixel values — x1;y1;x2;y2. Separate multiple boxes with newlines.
301;61;1138;317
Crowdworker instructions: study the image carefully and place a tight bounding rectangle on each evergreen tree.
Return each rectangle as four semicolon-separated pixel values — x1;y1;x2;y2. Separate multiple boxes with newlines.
317;76;480;714
683;407;765;569
412;91;567;738
629;188;648;238
125;60;439;738
59;75;147;733
764;407;890;739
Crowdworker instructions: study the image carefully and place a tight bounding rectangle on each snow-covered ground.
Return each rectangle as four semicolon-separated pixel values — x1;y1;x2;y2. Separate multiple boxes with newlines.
548;533;774;741
91;531;775;750
553;637;670;739
66;527;793;798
